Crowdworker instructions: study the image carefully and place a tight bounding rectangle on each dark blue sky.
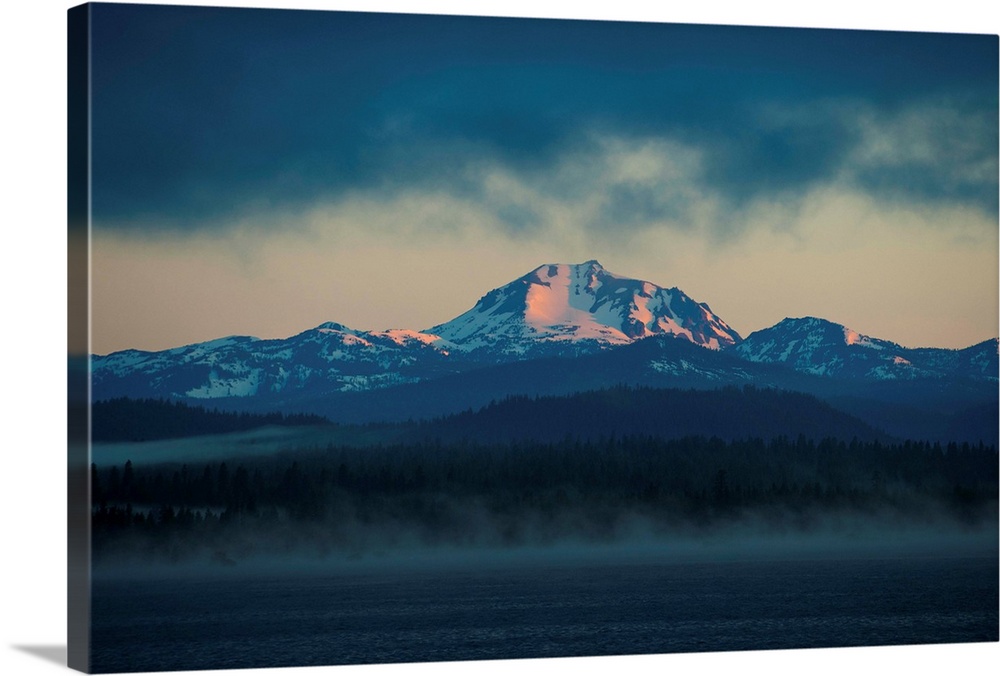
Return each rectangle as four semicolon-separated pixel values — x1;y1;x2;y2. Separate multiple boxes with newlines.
89;3;998;231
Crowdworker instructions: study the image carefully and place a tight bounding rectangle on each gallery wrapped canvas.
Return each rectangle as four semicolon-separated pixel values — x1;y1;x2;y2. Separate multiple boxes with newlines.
67;2;998;674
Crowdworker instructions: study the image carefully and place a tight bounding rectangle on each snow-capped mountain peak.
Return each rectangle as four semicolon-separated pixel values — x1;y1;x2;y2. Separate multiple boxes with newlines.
426;260;741;356
89;269;997;414
732;316;997;381
733;317;901;374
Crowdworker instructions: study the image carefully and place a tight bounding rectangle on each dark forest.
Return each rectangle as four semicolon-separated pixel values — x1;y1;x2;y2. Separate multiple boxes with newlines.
92;433;998;565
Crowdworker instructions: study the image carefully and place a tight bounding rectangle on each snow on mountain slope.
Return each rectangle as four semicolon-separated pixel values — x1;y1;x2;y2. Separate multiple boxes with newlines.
734;317;998;381
91;323;455;401
91;262;996;408
91;260;742;401
427;260;741;357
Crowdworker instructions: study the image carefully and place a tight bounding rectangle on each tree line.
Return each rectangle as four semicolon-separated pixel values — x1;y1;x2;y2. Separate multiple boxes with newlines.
93;386;891;446
92;397;328;441
91;434;998;563
414;384;886;444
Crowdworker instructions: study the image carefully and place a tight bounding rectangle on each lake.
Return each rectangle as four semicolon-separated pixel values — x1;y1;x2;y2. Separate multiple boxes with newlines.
89;542;999;673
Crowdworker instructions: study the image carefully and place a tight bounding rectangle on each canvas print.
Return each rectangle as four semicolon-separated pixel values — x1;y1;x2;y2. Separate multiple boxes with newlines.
68;2;999;673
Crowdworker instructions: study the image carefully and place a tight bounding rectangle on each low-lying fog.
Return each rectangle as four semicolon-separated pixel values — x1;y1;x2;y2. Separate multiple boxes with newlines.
92;513;998;582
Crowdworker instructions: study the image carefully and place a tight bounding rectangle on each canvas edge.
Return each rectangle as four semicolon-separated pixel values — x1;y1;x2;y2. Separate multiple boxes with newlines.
67;3;92;673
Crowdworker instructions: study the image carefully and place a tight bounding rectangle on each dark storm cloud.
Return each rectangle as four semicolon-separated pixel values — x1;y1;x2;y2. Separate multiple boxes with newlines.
88;3;998;232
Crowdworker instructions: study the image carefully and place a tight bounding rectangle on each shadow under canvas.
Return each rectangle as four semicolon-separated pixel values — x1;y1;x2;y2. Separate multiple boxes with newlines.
11;645;67;668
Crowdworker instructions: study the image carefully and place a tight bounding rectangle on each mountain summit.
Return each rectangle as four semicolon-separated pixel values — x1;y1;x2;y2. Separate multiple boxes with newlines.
90;261;742;402
89;260;997;444
427;260;741;357
735;317;999;381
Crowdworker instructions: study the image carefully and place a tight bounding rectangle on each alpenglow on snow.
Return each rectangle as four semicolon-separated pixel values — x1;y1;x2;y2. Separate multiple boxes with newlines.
427;260;742;355
90;260;997;409
90;261;743;400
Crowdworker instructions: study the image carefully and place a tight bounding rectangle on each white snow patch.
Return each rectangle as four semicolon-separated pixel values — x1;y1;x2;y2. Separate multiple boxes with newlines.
778;339;800;362
375;329;439;345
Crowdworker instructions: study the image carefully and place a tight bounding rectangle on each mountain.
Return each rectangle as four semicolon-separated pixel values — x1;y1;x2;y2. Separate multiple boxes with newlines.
267;334;836;424
92;261;741;401
733;317;999;381
92;323;462;402
427;260;741;358
90;262;997;444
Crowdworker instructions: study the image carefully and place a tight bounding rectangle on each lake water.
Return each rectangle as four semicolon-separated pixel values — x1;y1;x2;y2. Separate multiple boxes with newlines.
89;547;998;673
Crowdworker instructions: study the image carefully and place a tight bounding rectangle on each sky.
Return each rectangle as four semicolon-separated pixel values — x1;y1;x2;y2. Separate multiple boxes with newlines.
83;1;999;354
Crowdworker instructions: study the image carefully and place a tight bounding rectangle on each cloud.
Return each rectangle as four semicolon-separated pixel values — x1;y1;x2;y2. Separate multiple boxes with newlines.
93;90;998;249
847;99;999;209
86;2;997;356
87;5;997;234
92;154;998;355
95;105;998;256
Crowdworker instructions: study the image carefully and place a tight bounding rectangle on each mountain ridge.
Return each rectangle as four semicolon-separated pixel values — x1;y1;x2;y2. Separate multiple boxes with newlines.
90;260;997;443
734;316;998;381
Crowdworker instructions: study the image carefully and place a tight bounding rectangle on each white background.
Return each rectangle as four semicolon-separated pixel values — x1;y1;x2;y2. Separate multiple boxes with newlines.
1;2;997;675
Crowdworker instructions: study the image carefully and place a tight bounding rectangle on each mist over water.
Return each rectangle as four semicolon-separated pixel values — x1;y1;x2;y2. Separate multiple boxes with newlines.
92;514;998;584
88;426;998;673
89;529;999;674
91;428;998;584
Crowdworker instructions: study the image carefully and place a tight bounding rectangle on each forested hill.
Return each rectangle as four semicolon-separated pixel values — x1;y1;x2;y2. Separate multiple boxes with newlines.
414;385;888;445
92;397;329;442
93;386;888;447
94;386;888;446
